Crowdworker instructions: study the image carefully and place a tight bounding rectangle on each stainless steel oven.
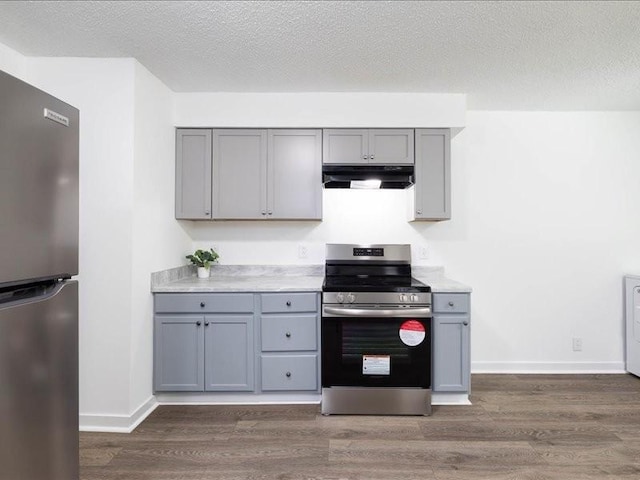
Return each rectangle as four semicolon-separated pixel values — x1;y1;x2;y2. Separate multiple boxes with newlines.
321;244;432;415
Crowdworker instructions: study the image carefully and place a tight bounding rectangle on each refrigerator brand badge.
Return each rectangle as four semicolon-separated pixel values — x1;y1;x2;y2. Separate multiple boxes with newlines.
399;320;426;346
44;108;69;127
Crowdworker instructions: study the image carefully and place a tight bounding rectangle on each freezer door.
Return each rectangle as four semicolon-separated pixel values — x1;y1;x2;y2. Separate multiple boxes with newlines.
0;70;79;286
0;281;79;480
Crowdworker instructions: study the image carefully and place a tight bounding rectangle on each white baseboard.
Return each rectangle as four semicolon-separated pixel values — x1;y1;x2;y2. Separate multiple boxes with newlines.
471;361;626;374
432;393;471;405
79;395;158;433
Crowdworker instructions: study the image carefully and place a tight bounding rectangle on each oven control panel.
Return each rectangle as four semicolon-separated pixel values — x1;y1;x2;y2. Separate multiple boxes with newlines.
323;291;431;305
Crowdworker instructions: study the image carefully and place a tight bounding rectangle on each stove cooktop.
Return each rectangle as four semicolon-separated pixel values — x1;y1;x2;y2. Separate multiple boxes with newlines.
322;276;431;293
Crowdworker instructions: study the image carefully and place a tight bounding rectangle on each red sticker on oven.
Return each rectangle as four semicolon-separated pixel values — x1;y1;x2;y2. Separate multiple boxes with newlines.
399;320;426;346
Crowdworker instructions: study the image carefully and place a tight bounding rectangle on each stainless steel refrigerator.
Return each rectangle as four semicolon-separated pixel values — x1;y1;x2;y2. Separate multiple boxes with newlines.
0;70;79;480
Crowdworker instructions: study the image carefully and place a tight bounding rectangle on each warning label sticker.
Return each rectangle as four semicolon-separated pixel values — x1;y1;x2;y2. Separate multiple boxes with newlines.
399;320;426;346
362;355;391;375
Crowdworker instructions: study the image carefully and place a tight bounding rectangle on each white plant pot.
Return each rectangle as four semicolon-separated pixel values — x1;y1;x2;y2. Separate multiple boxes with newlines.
197;266;210;279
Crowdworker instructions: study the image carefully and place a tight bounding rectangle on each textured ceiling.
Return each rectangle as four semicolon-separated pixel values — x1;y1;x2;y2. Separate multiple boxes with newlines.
0;1;639;110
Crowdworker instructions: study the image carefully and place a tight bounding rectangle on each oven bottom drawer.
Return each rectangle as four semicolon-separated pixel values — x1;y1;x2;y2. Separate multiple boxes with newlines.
321;386;431;416
261;355;318;391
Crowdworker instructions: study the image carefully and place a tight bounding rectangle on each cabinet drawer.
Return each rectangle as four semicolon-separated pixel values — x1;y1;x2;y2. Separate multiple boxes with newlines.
433;293;469;313
261;293;317;313
155;293;254;313
261;315;317;352
261;355;318;391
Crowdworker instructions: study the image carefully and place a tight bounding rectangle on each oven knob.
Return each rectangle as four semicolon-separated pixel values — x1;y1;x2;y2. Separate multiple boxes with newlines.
400;294;407;302
411;294;419;303
347;293;355;303
336;293;345;303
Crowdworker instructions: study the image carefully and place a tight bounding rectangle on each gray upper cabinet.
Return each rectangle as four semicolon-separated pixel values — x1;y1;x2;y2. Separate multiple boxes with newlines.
268;130;322;219
413;128;451;220
212;129;322;220
322;129;414;164
175;129;212;219
213;129;267;219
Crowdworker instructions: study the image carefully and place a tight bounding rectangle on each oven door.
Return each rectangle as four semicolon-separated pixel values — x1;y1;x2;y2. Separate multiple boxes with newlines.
321;305;431;389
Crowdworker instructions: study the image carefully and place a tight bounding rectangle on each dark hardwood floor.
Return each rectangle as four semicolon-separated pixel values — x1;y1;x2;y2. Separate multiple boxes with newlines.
80;374;640;479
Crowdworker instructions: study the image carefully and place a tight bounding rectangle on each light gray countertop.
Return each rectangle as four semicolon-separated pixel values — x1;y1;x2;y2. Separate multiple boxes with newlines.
151;265;472;294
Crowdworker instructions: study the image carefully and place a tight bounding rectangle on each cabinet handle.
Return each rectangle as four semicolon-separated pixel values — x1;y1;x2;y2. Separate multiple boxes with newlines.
205;211;210;215
204;321;210;326
370;154;375;160
196;321;201;326
448;301;454;307
285;332;291;338
417;209;422;215
362;155;367;160
261;211;266;216
200;302;205;307
267;211;273;215
463;320;469;326
286;301;292;306
285;372;291;378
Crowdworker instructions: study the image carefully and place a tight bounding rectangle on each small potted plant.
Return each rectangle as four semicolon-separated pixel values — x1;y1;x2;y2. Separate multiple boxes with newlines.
186;248;219;278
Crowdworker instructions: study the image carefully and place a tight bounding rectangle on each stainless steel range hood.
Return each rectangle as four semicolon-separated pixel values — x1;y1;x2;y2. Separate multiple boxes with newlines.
322;165;414;189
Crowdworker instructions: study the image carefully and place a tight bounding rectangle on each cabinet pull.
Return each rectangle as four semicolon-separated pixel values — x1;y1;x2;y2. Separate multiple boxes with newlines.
205;211;210;215
286;301;292;306
200;302;205;307
205;321;210;326
362;155;367;160
285;332;291;338
448;301;454;307
285;372;291;378
370;154;375;160
463;320;469;326
417;209;422;215
196;321;201;326
267;211;273;215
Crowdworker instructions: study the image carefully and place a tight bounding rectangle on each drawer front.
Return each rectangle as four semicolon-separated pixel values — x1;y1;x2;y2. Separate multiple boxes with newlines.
261;293;317;313
433;293;470;313
261;315;317;352
155;293;254;313
261;355;318;391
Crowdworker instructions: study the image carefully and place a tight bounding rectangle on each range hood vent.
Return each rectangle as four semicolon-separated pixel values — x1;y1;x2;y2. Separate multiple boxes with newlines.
322;165;414;189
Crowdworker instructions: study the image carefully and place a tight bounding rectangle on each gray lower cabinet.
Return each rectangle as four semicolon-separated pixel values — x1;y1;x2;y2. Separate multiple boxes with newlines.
175;129;212;219
432;292;470;393
212;129;322;220
154;293;254;392
154;291;320;394
322;128;414;164
259;292;320;392
413;128;451;220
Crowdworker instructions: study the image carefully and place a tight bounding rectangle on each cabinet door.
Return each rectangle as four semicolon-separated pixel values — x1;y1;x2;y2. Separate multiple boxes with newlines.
268;129;322;219
213;129;267;219
414;129;451;220
154;316;204;391
433;313;470;392
322;129;368;164
175;129;212;219
369;129;414;164
204;315;254;391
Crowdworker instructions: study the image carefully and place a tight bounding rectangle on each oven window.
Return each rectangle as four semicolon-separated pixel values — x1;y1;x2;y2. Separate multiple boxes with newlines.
322;317;431;388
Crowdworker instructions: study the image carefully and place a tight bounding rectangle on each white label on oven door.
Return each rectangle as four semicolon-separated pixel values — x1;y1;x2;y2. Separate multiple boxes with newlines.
362;355;390;375
399;320;426;346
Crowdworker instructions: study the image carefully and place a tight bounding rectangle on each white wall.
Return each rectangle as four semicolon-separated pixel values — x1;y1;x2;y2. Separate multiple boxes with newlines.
130;61;191;416
452;111;640;372
0;41;26;78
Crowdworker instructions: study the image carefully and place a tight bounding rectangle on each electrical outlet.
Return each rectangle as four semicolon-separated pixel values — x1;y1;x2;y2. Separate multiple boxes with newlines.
298;245;308;259
419;246;429;260
572;337;582;352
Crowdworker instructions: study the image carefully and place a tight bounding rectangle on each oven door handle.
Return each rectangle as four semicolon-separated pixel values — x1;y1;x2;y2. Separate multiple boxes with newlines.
323;306;432;318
